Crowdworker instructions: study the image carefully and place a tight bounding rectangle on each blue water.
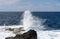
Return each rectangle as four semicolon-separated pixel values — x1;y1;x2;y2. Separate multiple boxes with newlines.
0;12;60;30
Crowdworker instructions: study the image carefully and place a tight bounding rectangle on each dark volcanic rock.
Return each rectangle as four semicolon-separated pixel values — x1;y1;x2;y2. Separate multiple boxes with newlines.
5;30;37;39
6;37;14;39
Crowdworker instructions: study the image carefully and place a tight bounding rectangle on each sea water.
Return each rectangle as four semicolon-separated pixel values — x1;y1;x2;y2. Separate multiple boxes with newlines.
0;11;60;39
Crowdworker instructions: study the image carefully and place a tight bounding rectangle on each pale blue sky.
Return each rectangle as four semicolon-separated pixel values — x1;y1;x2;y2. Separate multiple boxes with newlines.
0;0;60;11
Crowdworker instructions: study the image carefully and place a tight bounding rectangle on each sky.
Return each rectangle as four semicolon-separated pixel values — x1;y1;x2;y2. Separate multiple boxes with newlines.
0;0;60;11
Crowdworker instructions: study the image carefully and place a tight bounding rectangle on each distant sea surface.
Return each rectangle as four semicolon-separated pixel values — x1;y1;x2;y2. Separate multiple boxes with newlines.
0;12;60;30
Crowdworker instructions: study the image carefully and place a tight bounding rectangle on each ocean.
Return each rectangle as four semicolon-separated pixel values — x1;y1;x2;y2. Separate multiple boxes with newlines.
0;11;60;39
0;12;60;30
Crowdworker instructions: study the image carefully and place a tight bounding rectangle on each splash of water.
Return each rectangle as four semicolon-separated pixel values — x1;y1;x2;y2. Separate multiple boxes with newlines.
22;10;60;39
22;10;34;30
22;10;46;31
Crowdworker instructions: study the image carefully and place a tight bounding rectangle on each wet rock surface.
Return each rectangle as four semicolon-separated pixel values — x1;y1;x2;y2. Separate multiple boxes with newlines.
5;30;37;39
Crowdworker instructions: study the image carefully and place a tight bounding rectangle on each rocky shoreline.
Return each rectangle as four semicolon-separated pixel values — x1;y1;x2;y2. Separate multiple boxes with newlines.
5;30;37;39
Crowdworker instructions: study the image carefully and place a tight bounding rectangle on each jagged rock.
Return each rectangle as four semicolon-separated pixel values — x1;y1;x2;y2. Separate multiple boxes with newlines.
5;30;37;39
6;37;14;39
5;28;14;31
